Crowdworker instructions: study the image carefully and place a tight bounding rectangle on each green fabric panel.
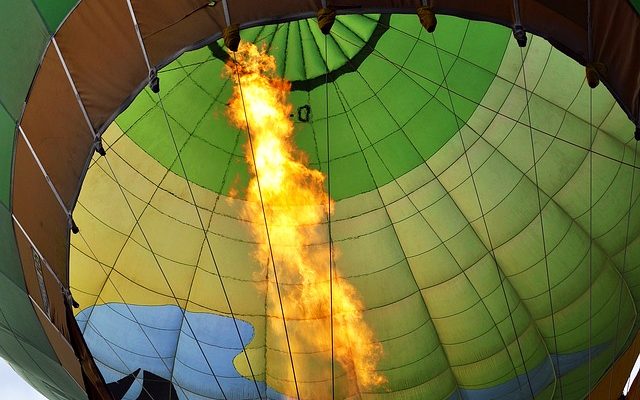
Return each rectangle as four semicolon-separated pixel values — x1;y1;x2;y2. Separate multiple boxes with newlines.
172;135;236;191
0;0;49;120
284;22;305;81
630;0;640;14
30;0;77;32
0;205;23;288
127;107;191;168
0;332;55;396
0;106;14;208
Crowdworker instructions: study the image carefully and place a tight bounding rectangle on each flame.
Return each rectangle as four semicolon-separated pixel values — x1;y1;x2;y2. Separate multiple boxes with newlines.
225;42;385;396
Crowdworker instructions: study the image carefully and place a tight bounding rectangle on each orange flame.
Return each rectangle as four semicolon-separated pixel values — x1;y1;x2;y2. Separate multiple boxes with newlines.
225;42;385;396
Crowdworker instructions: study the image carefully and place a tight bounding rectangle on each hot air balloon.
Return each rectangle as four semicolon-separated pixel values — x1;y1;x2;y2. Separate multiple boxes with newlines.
1;1;640;399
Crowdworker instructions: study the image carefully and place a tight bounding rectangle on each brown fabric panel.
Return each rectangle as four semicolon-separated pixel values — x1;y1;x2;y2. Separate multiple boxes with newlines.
144;6;226;66
54;0;148;130
16;228;72;345
132;0;210;39
14;224;86;393
65;300;114;400
20;45;94;209
532;0;587;28
12;135;70;284
592;0;640;125
227;0;321;25
32;300;85;391
590;330;640;399
371;0;513;23
521;0;588;61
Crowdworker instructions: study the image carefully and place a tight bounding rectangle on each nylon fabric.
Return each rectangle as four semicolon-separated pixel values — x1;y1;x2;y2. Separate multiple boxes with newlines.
1;2;640;400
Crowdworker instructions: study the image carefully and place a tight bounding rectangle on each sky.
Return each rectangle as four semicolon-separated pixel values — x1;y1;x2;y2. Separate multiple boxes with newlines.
0;358;47;400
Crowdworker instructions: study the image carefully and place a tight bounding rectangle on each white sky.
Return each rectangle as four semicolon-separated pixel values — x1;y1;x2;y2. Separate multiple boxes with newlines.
0;358;47;400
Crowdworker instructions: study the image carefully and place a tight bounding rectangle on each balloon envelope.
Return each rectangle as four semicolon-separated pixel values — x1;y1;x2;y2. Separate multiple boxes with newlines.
1;2;640;400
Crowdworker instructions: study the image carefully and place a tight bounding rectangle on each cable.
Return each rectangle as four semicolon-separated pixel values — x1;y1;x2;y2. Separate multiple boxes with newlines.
431;28;535;399
519;44;564;399
588;77;593;400
587;0;594;396
325;34;336;400
231;51;301;399
331;73;468;400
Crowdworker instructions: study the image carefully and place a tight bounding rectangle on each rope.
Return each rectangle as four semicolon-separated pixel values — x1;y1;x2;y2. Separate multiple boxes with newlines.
330;69;467;400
